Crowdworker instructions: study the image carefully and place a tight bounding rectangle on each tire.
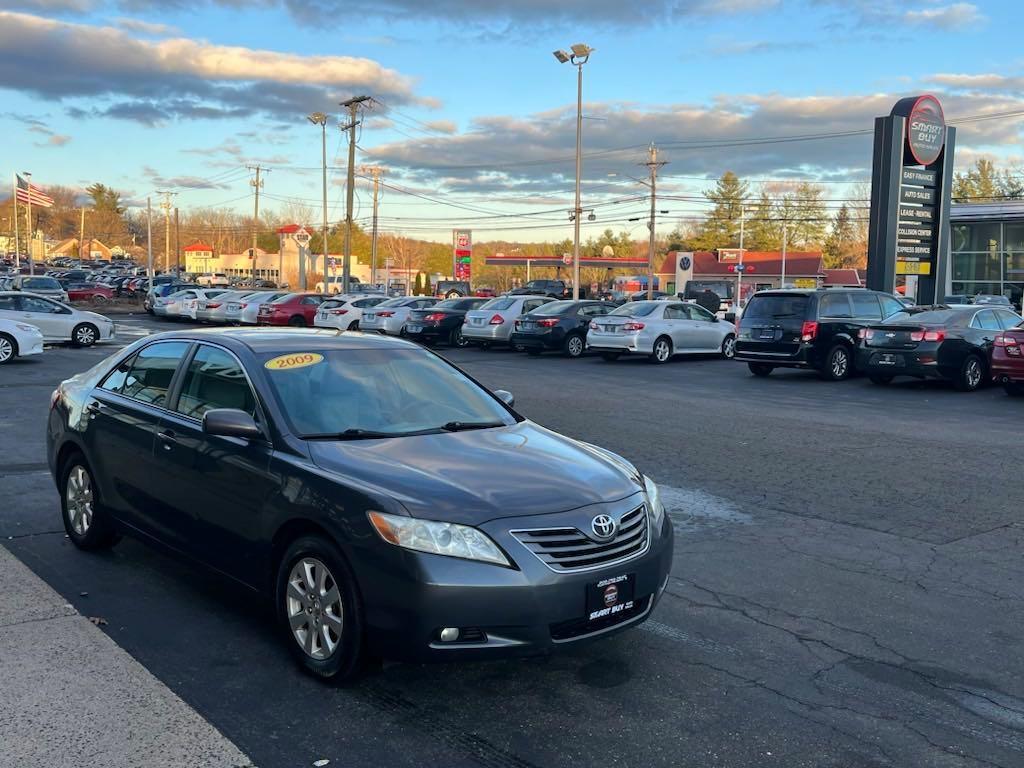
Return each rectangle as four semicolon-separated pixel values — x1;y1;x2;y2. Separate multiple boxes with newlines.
564;333;585;358
91;295;110;306
649;336;672;364
59;453;119;550
601;352;622;362
954;354;985;392
276;535;365;682
445;291;462;300
0;333;17;364
869;375;894;385
820;344;853;381
720;334;736;360
449;326;469;347
748;362;774;377
288;315;306;327
1003;382;1024;397
348;320;360;332
72;323;98;347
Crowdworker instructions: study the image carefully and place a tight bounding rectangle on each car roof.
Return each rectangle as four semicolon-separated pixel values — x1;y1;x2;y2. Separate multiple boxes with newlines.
141;327;419;354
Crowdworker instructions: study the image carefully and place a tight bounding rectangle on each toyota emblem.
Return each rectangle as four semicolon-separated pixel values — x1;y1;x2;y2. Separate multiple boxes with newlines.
591;514;616;539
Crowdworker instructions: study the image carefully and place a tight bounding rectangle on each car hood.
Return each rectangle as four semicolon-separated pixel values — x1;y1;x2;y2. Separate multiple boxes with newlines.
306;421;641;525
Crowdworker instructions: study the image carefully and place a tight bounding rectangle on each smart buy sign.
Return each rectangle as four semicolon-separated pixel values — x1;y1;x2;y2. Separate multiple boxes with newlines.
902;95;945;167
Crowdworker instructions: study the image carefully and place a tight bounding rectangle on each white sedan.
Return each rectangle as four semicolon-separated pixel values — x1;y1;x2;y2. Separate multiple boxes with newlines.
587;300;736;363
313;294;388;331
0;317;45;364
0;291;115;347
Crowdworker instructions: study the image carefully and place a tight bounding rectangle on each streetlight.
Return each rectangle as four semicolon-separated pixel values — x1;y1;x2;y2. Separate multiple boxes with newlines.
553;42;593;300
307;112;329;288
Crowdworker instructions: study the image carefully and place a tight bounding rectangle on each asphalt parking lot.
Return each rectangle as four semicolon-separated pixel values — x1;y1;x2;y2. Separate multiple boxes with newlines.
4;315;1024;768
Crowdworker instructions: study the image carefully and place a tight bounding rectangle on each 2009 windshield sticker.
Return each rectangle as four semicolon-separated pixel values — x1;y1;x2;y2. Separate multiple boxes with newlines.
264;353;324;371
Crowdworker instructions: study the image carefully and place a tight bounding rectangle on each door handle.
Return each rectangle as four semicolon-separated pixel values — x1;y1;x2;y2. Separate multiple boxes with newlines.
156;430;177;450
85;402;101;416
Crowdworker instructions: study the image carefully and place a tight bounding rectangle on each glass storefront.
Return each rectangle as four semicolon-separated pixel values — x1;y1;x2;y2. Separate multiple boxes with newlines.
950;219;1024;307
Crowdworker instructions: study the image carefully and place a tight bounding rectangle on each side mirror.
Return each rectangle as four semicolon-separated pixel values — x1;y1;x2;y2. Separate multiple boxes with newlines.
713;316;721;323
494;389;515;408
202;408;262;440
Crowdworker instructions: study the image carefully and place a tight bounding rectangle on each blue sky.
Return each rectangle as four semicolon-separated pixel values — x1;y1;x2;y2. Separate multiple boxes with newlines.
1;0;1021;242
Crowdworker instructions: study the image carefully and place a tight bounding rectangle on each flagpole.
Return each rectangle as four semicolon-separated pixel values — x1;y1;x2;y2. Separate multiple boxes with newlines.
25;172;33;275
12;174;20;270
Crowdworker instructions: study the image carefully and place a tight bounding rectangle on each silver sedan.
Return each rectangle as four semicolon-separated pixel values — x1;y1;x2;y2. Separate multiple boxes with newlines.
360;296;439;335
586;300;737;363
238;291;290;324
462;295;554;347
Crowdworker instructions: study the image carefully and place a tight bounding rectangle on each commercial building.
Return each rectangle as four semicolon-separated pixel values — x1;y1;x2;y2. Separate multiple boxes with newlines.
949;201;1024;305
655;250;825;300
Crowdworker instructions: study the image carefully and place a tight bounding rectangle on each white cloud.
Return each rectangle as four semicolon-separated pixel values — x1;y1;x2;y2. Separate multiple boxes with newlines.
114;17;180;36
903;3;984;29
0;10;427;124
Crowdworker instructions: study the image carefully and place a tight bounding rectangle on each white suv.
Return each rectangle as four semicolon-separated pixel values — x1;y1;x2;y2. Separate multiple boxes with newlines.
197;272;230;287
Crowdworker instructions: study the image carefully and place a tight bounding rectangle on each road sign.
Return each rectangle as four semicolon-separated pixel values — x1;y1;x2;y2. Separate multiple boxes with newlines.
294;228;311;247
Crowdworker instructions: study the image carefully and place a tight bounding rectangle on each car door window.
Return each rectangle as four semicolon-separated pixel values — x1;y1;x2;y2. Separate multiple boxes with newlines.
850;293;883;320
20;296;67;314
975;310;1001;331
684;304;715;321
818;293;852;318
0;295;19;312
176;345;257;420
996;311;1022;330
880;295;904;318
522;299;545;313
301;296;322;305
663;305;686;320
114;341;190;406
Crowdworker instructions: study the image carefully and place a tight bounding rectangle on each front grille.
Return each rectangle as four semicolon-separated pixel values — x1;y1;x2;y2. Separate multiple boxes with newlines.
550;596;650;641
511;505;649;572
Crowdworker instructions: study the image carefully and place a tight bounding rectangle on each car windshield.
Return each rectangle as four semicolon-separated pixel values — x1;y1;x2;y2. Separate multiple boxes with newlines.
480;297;516;310
435;299;482;310
610;301;660;317
744;295;809;319
883;309;965;325
529;300;574;316
261;348;517;438
24;277;61;290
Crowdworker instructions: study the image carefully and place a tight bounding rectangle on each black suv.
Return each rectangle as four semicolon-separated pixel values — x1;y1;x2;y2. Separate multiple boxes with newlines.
734;289;905;381
509;280;586;299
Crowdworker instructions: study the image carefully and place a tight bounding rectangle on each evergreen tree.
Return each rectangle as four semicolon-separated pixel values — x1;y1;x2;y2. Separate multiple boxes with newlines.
694;172;749;250
823;204;861;269
787;182;827;248
745;190;781;251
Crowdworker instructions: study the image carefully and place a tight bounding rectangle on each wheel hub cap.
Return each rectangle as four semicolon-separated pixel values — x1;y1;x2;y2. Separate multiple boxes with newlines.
286;557;343;660
66;466;93;535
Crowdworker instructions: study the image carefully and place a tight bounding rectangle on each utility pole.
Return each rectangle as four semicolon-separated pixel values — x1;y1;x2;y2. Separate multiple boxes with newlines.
174;207;181;274
360;166;383;289
781;222;788;288
643;144;667;300
79;207;86;261
339;95;371;295
156;190;176;273
307;113;330;287
737;206;745;310
24;172;33;274
248;165;266;287
146;197;153;281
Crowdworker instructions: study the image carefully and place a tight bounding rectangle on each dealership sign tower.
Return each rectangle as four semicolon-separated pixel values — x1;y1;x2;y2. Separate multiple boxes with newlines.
866;95;956;304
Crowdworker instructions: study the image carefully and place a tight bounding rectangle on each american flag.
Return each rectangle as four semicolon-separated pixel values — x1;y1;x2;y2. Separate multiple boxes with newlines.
16;174;54;208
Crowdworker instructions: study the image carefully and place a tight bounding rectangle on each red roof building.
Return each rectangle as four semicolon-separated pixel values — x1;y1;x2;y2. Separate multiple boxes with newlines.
655;249;826;298
183;241;214;253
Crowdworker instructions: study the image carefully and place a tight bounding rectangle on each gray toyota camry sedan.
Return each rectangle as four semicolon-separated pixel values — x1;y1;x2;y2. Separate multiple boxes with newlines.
47;328;674;680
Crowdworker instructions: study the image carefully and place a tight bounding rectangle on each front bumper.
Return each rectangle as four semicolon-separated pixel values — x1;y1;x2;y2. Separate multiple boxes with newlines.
358;511;674;663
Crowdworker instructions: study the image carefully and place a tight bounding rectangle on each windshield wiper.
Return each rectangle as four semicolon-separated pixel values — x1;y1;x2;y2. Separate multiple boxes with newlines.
441;421;505;432
304;428;408;440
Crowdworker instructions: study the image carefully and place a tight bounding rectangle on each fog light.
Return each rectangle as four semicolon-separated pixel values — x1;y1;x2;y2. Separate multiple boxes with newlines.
439;627;460;642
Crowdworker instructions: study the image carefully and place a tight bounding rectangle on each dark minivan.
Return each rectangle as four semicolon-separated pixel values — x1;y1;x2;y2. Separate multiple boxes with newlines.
734;289;905;381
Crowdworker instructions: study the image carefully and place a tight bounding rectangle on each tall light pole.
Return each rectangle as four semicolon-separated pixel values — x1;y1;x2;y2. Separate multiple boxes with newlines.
340;96;371;295
643;144;667;300
307;112;329;286
554;43;593;300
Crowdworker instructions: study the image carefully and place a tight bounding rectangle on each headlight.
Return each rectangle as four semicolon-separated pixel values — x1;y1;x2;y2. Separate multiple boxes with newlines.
367;511;511;567
16;323;40;333
644;475;666;529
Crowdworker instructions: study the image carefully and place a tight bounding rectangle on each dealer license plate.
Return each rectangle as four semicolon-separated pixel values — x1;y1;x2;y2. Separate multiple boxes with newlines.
758;329;776;340
407;324;422;333
586;574;636;622
877;353;899;366
228;303;240;312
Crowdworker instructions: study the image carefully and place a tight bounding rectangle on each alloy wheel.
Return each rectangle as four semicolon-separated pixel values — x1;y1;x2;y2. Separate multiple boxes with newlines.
286;557;344;660
75;325;97;346
722;336;736;359
654;340;671;362
831;348;849;379
965;358;982;390
0;336;13;363
567;335;584;357
66;465;94;536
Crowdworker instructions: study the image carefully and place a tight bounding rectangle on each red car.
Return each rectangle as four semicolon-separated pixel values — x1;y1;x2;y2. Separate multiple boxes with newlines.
474;287;497;298
66;283;115;304
993;324;1024;396
257;292;329;326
